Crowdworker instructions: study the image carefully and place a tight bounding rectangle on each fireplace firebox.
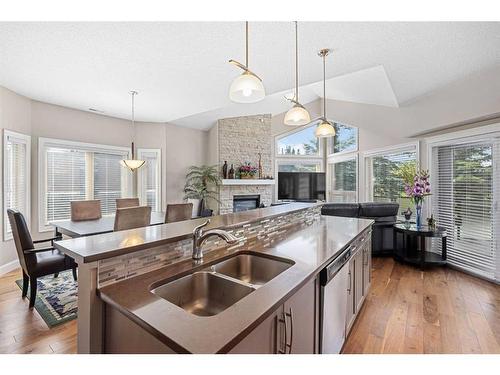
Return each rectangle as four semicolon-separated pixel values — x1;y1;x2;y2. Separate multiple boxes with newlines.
233;195;261;212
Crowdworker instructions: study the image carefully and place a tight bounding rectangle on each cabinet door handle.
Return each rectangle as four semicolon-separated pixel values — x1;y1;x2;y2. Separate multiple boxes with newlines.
278;311;288;354
364;249;369;266
347;270;352;294
285;308;293;354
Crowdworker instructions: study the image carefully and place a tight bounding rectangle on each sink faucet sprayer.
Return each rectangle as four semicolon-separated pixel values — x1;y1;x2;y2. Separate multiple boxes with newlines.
192;219;239;260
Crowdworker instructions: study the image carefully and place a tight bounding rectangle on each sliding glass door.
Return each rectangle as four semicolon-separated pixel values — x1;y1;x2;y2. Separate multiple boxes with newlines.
431;138;499;281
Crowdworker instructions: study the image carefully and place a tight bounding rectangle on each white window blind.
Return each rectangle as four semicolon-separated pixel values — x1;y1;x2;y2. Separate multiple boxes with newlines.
328;156;357;203
40;138;131;231
365;145;417;214
137;149;161;211
3;131;31;240
46;147;86;222
432;139;499;281
94;152;126;215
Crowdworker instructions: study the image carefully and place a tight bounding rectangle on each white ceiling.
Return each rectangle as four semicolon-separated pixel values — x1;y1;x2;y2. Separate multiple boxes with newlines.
0;22;499;129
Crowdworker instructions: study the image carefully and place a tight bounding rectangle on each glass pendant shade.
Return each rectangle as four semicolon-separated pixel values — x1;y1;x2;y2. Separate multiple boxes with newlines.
284;104;311;126
229;72;265;103
315;119;336;138
284;21;311;126
121;91;145;172
120;158;145;172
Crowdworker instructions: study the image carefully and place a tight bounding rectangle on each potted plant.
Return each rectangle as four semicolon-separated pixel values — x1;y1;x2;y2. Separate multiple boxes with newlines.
238;162;258;179
183;165;221;216
402;168;431;229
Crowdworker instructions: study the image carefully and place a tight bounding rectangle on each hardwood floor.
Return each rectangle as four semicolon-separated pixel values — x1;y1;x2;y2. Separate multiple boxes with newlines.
342;257;500;354
0;269;77;354
1;258;499;354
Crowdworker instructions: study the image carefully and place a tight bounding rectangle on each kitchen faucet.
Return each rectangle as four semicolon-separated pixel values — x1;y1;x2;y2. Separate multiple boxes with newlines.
192;219;239;260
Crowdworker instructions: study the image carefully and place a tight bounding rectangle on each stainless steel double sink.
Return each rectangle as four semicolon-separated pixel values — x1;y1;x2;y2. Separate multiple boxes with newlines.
151;252;294;317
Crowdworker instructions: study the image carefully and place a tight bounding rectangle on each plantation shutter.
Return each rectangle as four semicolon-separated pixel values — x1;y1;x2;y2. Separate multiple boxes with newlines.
93;152;124;215
432;139;499;281
46;147;87;223
4;132;30;238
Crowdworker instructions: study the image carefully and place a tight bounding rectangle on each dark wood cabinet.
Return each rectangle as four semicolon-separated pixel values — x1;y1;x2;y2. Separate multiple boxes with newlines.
345;230;372;337
282;278;316;354
345;255;356;334
229;278;317;354
229;307;280;354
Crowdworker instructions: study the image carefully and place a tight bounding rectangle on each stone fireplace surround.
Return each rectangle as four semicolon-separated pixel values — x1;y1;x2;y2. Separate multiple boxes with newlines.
214;114;274;214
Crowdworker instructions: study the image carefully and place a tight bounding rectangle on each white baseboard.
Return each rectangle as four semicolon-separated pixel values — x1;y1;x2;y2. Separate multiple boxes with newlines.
0;259;20;276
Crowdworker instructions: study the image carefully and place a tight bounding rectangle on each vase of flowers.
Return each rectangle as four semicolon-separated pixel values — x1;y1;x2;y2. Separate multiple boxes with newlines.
403;168;431;229
238;162;258;179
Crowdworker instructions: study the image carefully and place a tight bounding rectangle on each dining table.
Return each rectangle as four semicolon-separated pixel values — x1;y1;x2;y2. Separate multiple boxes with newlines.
51;211;166;238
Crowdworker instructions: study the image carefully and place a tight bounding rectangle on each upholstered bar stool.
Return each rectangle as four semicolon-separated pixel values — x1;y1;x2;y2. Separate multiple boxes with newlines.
70;200;102;221
113;206;152;231
165;203;193;223
116;198;140;209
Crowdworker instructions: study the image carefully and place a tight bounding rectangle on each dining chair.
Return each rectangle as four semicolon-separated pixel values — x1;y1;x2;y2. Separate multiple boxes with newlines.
113;206;152;231
116;198;140;209
7;209;77;309
70;200;102;221
165;203;193;223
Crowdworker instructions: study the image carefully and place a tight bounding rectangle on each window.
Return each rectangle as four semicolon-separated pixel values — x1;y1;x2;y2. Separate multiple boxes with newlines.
137;148;161;211
276;125;320;156
39;138;131;231
328;123;358;155
275;125;325;201
3;131;31;240
431;137;499;281
365;144;418;214
328;155;357;203
277;160;322;173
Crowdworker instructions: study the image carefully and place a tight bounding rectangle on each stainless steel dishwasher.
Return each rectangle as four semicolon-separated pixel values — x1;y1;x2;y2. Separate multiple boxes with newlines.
319;245;352;354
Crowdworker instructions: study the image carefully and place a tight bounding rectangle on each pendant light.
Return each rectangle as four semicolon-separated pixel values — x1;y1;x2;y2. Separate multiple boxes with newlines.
284;21;311;126
315;49;336;138
229;21;265;103
120;91;146;172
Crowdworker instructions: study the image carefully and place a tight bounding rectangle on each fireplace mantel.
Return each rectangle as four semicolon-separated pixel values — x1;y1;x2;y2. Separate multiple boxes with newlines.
221;179;275;186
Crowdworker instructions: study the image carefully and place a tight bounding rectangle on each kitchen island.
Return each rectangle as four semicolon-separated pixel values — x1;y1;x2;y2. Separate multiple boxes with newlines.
54;203;373;354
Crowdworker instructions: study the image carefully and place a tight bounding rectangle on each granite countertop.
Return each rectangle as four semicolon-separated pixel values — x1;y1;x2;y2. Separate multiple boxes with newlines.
54;202;321;264
98;215;373;353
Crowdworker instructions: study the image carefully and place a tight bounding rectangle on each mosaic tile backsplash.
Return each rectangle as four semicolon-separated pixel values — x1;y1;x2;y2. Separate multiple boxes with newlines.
98;205;321;287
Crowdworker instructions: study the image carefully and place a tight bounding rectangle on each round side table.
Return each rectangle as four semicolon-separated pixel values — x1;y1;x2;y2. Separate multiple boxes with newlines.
393;223;447;270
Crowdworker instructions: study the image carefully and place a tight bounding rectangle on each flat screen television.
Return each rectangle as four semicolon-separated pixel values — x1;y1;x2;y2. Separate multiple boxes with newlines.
278;172;326;201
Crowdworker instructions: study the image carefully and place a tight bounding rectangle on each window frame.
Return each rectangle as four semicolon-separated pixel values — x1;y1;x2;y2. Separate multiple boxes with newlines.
426;124;500;282
3;130;31;241
137;148;162;212
38;137;132;232
361;141;419;203
327;152;359;203
326;124;359;157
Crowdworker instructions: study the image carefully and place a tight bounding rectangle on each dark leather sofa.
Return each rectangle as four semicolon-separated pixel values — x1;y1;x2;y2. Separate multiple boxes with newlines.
321;202;399;256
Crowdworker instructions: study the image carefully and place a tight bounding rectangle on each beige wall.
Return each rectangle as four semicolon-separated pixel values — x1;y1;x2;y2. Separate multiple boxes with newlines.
165;122;208;204
0;88;208;271
0;87;32;270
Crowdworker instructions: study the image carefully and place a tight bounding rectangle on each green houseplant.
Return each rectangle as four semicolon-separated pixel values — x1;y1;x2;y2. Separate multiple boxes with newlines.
183;165;221;216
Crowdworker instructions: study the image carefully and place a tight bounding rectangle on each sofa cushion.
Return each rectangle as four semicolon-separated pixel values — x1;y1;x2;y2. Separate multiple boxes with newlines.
321;203;360;218
359;202;399;218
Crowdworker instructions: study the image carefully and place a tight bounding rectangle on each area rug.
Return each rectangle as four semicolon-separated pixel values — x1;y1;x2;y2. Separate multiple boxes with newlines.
15;270;78;328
